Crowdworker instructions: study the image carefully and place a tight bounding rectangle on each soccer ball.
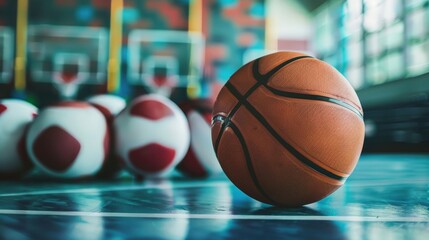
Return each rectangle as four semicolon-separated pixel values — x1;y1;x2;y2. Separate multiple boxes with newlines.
0;99;37;178
114;94;190;178
26;102;109;178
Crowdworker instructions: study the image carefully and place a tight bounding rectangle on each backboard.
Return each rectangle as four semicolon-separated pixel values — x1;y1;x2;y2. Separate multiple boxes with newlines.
0;27;14;84
127;30;204;96
27;25;108;99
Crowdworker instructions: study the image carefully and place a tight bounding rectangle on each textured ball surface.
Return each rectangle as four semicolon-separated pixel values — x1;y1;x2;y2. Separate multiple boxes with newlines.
0;99;38;178
87;94;126;123
177;99;222;177
87;94;127;178
26;101;109;178
211;52;365;207
114;94;190;178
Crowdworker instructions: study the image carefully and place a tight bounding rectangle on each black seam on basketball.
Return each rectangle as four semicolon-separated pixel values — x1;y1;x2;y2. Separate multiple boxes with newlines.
212;56;312;155
225;82;347;182
227;56;311;119
252;56;313;81
228;121;281;205
252;58;363;119
264;85;364;119
251;56;313;93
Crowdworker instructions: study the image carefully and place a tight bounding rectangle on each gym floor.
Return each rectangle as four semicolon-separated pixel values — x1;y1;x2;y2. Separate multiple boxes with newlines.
0;154;428;240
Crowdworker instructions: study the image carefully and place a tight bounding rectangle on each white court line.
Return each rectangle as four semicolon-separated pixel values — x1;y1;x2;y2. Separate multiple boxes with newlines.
0;209;427;222
348;178;429;187
0;181;230;197
2;178;426;198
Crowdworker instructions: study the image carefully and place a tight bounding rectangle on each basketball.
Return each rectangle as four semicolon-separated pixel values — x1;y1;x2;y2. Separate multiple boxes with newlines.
1;1;429;238
211;52;365;207
26;102;109;178
114;94;190;178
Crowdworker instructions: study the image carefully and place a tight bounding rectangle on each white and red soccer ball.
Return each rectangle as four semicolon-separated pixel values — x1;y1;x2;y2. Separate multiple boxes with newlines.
87;94;126;124
0;99;38;178
177;99;222;177
114;94;190;178
26;102;109;178
87;94;126;178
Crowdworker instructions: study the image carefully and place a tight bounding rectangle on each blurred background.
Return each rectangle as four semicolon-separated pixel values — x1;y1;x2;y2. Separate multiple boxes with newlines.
0;0;428;152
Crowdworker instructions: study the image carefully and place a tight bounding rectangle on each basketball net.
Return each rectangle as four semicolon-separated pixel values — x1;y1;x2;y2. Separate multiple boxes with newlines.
53;71;86;100
142;56;179;98
52;53;89;100
147;74;178;97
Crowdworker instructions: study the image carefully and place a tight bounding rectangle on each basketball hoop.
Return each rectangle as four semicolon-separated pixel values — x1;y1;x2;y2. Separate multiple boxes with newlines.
142;56;179;97
128;30;205;99
53;53;89;99
148;75;179;97
53;72;82;99
27;25;108;100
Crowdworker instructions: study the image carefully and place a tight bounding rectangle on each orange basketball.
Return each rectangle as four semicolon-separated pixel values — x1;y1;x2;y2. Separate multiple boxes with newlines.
211;52;365;207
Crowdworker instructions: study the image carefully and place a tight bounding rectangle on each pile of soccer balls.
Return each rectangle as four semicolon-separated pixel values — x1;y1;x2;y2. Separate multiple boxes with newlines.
0;94;222;180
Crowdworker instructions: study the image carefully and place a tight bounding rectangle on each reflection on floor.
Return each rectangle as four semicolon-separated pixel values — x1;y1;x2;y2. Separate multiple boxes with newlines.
0;154;428;239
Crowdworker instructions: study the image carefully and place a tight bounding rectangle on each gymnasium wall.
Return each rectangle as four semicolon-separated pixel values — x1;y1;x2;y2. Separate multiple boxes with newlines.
0;0;267;105
312;0;429;152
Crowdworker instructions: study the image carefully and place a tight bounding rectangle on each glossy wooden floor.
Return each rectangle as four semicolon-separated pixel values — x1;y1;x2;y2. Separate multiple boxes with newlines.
0;154;428;239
